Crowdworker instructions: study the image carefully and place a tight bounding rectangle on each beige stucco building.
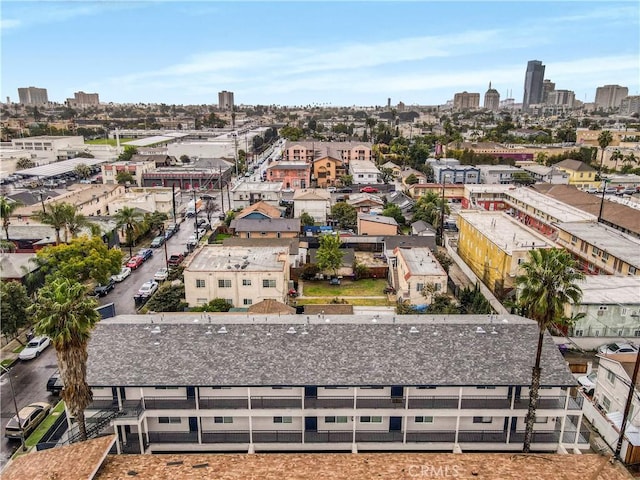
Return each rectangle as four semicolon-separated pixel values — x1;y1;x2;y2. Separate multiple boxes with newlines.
357;214;398;236
392;247;448;305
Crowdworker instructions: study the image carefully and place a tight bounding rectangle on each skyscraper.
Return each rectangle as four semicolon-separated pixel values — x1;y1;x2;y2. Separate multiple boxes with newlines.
522;60;545;110
594;85;629;110
18;86;48;105
218;90;234;110
483;82;500;111
453;91;480;111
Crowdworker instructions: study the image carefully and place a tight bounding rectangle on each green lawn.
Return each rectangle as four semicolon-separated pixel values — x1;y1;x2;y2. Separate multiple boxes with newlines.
296;297;391;306
302;278;388;297
12;345;25;354
85;138;133;146
24;401;65;448
1;359;15;368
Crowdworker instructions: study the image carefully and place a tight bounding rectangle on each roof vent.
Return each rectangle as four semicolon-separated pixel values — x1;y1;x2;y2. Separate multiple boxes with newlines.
397;327;402;335
301;326;309;335
371;317;378;323
205;327;212;335
193;318;199;323
409;326;419;334
151;326;161;334
217;326;228;334
491;327;498;335
287;326;296;334
476;326;486;334
502;318;509;323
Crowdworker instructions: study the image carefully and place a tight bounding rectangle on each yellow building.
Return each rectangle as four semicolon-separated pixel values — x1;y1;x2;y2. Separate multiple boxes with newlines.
457;210;555;297
312;156;345;187
553;159;598;189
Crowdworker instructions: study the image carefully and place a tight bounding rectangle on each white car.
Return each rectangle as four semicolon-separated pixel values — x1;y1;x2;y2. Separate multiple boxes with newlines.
19;336;51;360
138;280;159;298
154;268;169;282
111;267;132;283
577;371;597;395
597;342;638;355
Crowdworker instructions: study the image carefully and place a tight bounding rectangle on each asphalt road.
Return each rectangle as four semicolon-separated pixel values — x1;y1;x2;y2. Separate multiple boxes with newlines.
0;346;58;469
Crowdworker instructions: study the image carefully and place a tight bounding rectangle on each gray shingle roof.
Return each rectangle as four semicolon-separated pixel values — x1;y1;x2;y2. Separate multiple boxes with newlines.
86;314;575;388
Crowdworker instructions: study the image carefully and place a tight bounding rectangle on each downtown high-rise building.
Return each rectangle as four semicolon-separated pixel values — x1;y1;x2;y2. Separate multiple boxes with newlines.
18;86;48;105
594;85;629;110
67;91;100;107
483;82;500;111
522;60;545;110
453;91;480;111
218;90;234;110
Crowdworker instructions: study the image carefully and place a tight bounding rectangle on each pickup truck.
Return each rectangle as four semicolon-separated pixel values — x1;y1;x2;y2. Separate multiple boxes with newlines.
47;370;64;395
167;253;184;267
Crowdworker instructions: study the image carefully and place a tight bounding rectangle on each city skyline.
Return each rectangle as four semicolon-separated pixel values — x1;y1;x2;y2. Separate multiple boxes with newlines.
1;1;639;107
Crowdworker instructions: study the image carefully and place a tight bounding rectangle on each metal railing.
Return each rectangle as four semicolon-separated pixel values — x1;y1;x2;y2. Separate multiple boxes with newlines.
304;397;354;409
407;397;459;409
457;430;508;443
355;431;404;442
252;430;303;443
305;431;353;443
250;397;302;409
508;430;561;443
144;397;197;410
513;396;582;410
147;431;198;443
201;431;250;443
199;397;249;409
406;431;456;442
356;397;406;409
460;397;511;409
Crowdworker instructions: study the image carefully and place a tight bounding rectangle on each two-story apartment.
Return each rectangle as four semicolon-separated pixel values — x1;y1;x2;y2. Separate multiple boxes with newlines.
293;189;330;224
553;159;598;190
267;162;311;190
391;247;448;305
432;165;481;185
282;141;373;164
103;160;156;187
83;314;588;455
232;182;283;208
477;165;523;185
350;160;381;185
183;245;290;307
230;218;300;239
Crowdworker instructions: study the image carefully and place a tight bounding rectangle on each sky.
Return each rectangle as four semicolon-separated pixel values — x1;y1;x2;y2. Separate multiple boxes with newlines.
1;1;639;107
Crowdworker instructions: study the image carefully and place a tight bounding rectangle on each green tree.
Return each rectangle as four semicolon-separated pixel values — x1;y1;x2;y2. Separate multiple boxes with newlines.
115;170;135;185
191;298;233;312
379;167;396;184
433;251;453;273
29;277;100;441
512;171;535;186
144;283;187;312
114;206;144;257
381;203;405;225
316;234;344;277
65;211;98;241
0;281;31;340
144;211;169;234
300;212;315;227
16;158;35;169
73;164;92;179
339;174;353;186
514;248;584;452
405;173;419;185
330;202;357;229
117;145;138;162
609;149;624;171
458;284;493;314
597;130;613;171
33;202;76;245
0;196;21;242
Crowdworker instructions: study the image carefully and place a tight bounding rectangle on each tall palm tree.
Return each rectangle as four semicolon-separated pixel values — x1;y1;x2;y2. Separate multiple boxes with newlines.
623;152;637;168
515;248;584;452
28;277;100;441
114;206;143;257
33;202;74;245
610;149;624;171
597;130;613;173
65;210;99;241
0;196;22;242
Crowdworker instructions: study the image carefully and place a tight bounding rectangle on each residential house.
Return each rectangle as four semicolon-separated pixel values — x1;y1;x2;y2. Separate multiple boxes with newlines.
380;161;401;178
386;191;415;218
267;162;311;190
235;201;283;220
520;165;570;185
477;165;523;185
553;159;598;190
230;218;301;239
432;165;481;185
391;247;448;305
399;168;428;187
350;160;381;185
82;313;588;455
293;189;331;224
347;193;384;214
312;156;345;188
102;160;156;187
358;214;398;236
457;210;554;297
410;221;436;237
183;245;290;308
130;154;176;168
232;182;283;208
110;187;178;217
0;253;38;281
565;276;640;338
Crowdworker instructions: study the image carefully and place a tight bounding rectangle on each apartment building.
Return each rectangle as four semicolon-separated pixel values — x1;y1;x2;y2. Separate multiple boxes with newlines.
183;245;290;307
391;247;448;305
102;160;156;187
18;86;48;105
520;165;570;185
282;141;373;164
83;314;588;455
232;182;283;208
594;85;628;110
67;91;100;107
349;160;382;185
477;165;523;185
293;189;330;223
218;90;234;110
312;156;345;187
230;218;300;239
553;160;598;190
453;91;480;111
266;162;311;189
554;222;640;276
432;165;480;184
457;210;554;297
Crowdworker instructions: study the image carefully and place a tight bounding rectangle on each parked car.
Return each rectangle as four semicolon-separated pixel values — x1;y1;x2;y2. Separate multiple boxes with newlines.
4;402;51;440
126;256;144;270
138;280;159;297
19;336;51;360
168;253;184;267
616;187;636;196
327;186;337;193
197;227;207;238
46;370;64;395
197;218;211;230
111;267;132;283
360;186;379;193
93;278;116;297
329;277;341;286
137;248;153;261
597;342;638;355
577;371;597;395
150;236;165;248
154;268;169;281
337;187;353;193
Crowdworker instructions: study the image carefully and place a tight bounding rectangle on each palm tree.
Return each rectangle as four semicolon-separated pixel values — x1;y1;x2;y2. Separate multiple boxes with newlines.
610;149;624;171
32;202;75;245
515;248;584;452
28;277;100;441
0;196;22;242
623;152;638;168
65;210;98;241
114;206;143;257
597;130;613;173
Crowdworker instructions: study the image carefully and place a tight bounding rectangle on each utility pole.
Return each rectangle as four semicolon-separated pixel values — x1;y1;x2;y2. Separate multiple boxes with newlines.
171;184;177;225
615;351;640;460
219;166;225;213
1;365;26;452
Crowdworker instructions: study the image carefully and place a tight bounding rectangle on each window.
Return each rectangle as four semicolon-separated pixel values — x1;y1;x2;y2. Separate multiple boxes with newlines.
602;252;609;261
416;386;436;390
325;416;348;423
263;279;276;288
243;299;252;306
473;417;492;424
570;235;577;245
158;417;181;424
360;416;382;423
272;386;292;390
196;279;206;288
621;308;628;316
534;416;548;423
606;370;616;385
602;395;611;411
218;279;231;288
592;247;599;257
214;417;233;424
155;386;179;390
415;416;434;423
274;417;292;424
630;267;637;275
476;386;496;390
242;279;252;286
416;283;424;292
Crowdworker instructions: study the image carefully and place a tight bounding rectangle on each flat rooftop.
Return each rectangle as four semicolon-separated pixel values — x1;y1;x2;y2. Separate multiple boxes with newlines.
14;157;106;177
185;245;288;272
556;221;640;267
86;314;575;387
232;181;283;192
507;187;596;223
577;276;640;305
458;210;554;254
396;247;447;276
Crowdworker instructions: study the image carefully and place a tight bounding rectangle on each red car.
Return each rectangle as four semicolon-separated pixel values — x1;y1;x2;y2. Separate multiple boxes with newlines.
360;186;379;193
126;256;144;270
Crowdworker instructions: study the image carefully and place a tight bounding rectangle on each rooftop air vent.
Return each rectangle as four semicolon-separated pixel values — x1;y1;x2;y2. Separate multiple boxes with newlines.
476;327;486;334
287;326;296;334
217;326;228;334
409;326;419;334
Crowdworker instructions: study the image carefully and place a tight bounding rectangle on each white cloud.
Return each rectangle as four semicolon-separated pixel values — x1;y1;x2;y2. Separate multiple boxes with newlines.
0;19;21;31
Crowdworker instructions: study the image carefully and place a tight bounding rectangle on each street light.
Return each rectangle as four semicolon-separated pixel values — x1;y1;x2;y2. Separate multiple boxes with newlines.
1;364;26;451
597;178;609;222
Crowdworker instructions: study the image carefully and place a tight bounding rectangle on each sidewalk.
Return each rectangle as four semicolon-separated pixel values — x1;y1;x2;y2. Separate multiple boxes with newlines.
0;329;31;370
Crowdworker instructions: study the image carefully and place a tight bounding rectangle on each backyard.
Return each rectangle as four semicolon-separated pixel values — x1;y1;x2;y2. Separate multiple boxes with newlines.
301;278;388;297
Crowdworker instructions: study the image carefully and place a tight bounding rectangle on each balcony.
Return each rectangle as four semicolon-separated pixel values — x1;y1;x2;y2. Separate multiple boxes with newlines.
457;430;508;443
201;431;251;443
88;398;119;411
355;431;404;442
147;431;199;443
513;396;582;410
144;397;197;410
253;430;303;443
407;397;459;409
355;397;406;409
460;397;511;409
305;431;353;443
406;431;456;442
250;397;302;409
199;397;249;409
304;397;354;409
509;430;561;443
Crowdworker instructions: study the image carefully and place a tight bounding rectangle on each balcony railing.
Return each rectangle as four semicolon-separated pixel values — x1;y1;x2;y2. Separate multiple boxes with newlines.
304;397;354;409
513;396;581;410
253;430;303;443
355;431;404;442
250;397;302;409
508;430;561;443
406;431;456;443
457;430;508;443
305;431;353;443
144;397;197;410
460;397;511;409
88;398;119;410
356;397;406;409
407;397;459;409
199;397;249;409
147;431;199;443
201;431;251;443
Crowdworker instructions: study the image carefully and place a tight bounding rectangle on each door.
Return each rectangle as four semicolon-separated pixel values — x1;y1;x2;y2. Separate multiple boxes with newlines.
187;387;195;399
305;417;317;432
391;386;403;398
389;417;402;431
189;417;198;432
305;386;317;398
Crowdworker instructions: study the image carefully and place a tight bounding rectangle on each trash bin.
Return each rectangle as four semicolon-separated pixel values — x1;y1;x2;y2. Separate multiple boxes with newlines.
26;330;34;341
